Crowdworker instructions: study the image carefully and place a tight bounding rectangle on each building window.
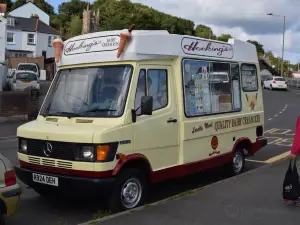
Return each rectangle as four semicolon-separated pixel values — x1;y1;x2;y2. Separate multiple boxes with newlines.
134;69;168;115
48;36;52;47
6;32;15;44
182;59;241;117
7;17;15;27
27;33;35;45
241;64;258;92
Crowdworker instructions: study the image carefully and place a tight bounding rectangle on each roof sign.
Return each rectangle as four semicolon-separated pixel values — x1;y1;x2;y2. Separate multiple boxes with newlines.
181;37;233;59
64;35;120;56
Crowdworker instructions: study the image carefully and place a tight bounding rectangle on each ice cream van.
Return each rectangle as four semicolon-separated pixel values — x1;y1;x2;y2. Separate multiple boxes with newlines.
14;25;267;212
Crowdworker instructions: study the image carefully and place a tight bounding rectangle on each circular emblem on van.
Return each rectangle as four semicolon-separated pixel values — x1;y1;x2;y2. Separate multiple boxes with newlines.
43;142;53;157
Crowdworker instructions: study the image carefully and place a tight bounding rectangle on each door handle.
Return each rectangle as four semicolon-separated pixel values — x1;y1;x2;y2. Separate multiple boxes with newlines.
167;118;177;123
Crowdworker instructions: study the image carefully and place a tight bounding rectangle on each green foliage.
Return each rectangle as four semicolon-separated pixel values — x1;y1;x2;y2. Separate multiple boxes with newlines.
66;15;82;39
216;34;232;42
247;40;265;56
10;0;55;16
195;24;216;39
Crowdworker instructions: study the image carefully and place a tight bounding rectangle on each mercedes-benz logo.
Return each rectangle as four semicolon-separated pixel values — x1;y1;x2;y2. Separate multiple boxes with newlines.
43;142;53;157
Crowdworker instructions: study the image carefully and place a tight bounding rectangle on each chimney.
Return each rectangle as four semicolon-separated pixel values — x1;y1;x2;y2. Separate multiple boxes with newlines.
31;14;39;19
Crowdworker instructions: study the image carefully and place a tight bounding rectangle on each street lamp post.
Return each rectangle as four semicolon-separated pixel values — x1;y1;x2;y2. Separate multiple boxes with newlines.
267;13;286;77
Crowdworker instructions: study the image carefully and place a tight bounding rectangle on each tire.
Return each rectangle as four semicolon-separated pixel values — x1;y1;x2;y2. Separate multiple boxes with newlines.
227;148;245;176
0;212;5;225
108;168;148;213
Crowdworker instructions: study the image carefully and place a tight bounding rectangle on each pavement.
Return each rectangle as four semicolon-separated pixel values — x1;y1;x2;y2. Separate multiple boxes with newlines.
81;158;300;225
0;87;300;224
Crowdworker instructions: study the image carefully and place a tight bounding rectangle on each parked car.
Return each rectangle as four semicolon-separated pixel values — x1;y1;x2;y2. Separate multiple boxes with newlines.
0;153;21;224
16;63;40;79
5;70;16;91
262;76;287;91
11;71;40;92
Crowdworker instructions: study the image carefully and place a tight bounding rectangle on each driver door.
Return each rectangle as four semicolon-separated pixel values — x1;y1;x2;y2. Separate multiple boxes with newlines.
133;65;180;172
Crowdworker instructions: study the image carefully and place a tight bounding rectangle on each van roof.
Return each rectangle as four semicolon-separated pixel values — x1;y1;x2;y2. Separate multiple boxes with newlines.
59;30;258;67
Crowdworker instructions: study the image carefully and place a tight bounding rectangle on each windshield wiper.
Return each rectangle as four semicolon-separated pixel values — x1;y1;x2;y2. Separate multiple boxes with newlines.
84;108;117;113
46;111;81;118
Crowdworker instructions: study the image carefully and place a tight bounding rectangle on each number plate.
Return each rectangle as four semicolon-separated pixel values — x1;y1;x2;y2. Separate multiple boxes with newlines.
32;173;58;186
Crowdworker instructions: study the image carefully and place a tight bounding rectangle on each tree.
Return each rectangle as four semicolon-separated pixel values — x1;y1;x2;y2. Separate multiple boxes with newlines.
66;15;82;39
10;0;55;16
195;24;216;39
217;34;232;42
247;40;265;56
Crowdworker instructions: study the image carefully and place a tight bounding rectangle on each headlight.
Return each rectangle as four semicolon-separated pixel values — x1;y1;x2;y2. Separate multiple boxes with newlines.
76;146;95;162
19;139;27;153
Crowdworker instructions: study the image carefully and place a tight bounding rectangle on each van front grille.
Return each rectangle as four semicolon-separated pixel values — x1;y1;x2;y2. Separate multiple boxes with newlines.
26;139;76;160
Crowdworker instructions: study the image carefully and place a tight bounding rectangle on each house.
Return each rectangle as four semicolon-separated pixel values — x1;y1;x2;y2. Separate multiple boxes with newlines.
0;15;7;62
8;0;49;25
259;56;278;80
5;14;59;59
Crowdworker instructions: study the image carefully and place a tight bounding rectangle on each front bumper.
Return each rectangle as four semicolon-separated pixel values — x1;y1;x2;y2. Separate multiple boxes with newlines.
14;166;116;197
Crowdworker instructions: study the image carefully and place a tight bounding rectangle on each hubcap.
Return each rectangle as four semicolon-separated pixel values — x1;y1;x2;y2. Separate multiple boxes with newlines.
121;178;142;209
233;151;243;173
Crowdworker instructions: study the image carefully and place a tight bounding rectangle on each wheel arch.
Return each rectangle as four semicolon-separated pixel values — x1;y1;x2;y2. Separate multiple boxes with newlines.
112;154;153;182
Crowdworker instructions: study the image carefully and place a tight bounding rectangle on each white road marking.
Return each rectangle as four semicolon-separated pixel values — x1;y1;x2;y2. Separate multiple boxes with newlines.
274;114;278;117
0;138;17;143
268;118;272;121
0;136;16;140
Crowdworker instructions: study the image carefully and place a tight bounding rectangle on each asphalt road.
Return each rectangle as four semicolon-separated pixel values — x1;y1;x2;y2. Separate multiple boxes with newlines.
1;87;300;225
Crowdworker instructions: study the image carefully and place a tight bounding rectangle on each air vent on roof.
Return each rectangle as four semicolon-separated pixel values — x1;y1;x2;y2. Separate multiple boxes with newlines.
75;119;93;123
46;118;58;122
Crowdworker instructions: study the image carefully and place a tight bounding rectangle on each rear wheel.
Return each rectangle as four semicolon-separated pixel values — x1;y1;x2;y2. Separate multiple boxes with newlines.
108;168;148;213
226;148;245;176
270;85;273;90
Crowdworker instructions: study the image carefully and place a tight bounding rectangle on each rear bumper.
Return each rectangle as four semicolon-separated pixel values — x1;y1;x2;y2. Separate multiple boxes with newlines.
14;165;116;197
249;136;268;155
273;84;287;89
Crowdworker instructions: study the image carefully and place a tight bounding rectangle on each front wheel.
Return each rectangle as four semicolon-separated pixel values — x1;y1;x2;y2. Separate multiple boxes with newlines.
108;168;148;213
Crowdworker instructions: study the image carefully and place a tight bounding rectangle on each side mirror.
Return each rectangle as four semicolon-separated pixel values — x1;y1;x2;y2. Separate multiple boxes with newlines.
141;96;153;115
131;96;153;123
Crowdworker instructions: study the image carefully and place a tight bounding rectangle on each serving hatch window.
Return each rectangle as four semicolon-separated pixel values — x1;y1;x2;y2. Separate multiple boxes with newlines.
241;64;258;92
182;59;241;117
40;65;133;118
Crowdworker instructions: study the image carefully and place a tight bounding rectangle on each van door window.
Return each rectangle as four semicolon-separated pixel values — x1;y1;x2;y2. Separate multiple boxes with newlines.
241;64;258;92
134;69;168;115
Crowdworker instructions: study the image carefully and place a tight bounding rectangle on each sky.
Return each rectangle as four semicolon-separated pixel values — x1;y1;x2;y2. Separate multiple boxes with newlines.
49;0;300;64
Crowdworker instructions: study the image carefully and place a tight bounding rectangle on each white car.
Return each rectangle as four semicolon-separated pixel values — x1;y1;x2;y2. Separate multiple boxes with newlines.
5;70;16;91
0;153;22;224
263;76;287;91
11;71;40;92
16;63;40;80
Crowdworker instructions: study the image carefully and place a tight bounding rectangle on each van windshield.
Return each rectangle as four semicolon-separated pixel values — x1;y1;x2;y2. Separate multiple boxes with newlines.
40;65;133;118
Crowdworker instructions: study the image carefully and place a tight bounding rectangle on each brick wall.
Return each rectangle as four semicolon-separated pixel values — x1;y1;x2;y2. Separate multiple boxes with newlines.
0;90;40;119
8;56;45;70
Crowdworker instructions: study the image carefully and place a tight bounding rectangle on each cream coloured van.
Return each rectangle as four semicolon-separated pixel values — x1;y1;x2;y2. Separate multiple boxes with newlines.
14;29;267;213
